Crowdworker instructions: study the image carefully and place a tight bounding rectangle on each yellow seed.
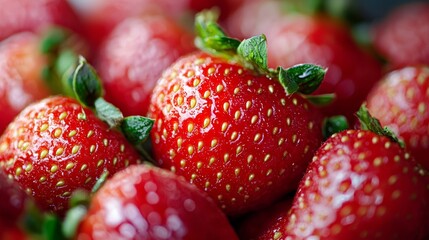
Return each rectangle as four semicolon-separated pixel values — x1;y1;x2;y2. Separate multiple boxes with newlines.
197;162;203;169
249;174;255;181
188;123;194;132
80;164;88;171
217;172;222;179
68;130;77;137
24;164;32;172
224;153;230;162
56;180;65;187
216;84;224;92
246;101;252;109
247;155;254;163
87;130;94;138
97;159;104;167
78;112;86;120
173;84;180;92
39;176;47;182
177;96;183;105
208;67;215;75
187;70;194;78
225;184;231;191
188;146;194;155
40;123;49;132
85;177;92;184
223;102;230;112
203;90;211;98
72;145;80;154
236;146;243;155
264;154;271;162
56;147;64;156
251;115;258;124
40;149;48;159
190;98;197;109
231;131;238;140
21;142;30;151
193;78;200;87
203;118;210;128
103;139;108;146
180;160;186;167
90;145;96;153
54;128;62;138
267;108;273;117
224;69;230;76
221;122;228;132
235;168;240;176
197;141;203;151
293;98;298;105
51;165;58;173
234;87;240;94
15;167;22;176
177;138;183;148
278;138;285;146
268;85;274;93
66;162;75;170
209;157;215;165
59;112;67;120
254;133;262;142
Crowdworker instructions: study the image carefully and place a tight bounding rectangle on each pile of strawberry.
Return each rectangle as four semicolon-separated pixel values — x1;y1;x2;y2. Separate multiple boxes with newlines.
1;0;429;239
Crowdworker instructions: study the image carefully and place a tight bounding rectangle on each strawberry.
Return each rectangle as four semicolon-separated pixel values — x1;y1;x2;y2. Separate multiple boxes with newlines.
68;0;219;48
225;0;383;122
366;65;429;170
283;105;429;239
0;170;27;223
148;11;325;216
95;13;196;117
0;0;82;41
372;2;429;69
0;32;51;134
0;58;154;215
76;164;239;239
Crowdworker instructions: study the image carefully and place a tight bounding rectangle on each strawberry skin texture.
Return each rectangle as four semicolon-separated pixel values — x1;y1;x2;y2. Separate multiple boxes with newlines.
373;3;429;68
367;66;429;171
148;51;324;216
77;164;239;240
95;14;196;117
285;130;429;239
0;96;142;214
0;32;51;134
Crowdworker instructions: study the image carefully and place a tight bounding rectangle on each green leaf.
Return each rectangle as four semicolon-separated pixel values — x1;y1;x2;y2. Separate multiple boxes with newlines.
322;115;349;139
62;206;88;239
72;56;103;107
94;97;124;128
92;171;110;193
304;93;336;106
69;189;91;208
356;104;405;147
278;64;327;95
40;27;69;54
237;35;268;71
42;214;65;240
194;9;240;55
121;116;155;145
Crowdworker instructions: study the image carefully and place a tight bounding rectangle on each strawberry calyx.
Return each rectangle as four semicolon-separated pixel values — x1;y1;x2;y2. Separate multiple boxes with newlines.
322;115;349;139
195;9;328;96
71;56;154;146
356;104;405;147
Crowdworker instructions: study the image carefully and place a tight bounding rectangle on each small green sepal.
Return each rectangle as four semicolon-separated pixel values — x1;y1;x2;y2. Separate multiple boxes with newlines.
237;35;268;72
94;98;124;128
304;93;336;106
62;205;88;239
121;116;155;145
91;171;110;193
278;64;327;95
322;115;349;139
356;104;405;147
72;56;103;107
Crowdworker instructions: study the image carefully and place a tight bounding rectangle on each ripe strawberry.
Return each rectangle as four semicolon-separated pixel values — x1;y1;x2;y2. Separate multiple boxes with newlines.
366;65;429;170
0;0;82;41
68;0;219;48
284;106;429;239
372;2;429;69
225;0;383;122
0;95;144;214
0;170;27;223
0;222;28;240
148;11;325;216
77;164;239;239
95;13;196;117
0;32;51;134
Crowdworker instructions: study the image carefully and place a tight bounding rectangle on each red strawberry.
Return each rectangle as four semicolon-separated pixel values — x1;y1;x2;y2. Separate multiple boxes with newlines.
235;196;293;240
148;11;325;216
95;13;196;117
0;0;82;41
0;222;28;240
284;106;429;239
0;170;27;223
372;2;429;69
0;95;144;214
225;0;383;122
68;0;219;48
0;32;51;134
77;164;239;239
366;65;429;170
